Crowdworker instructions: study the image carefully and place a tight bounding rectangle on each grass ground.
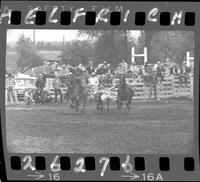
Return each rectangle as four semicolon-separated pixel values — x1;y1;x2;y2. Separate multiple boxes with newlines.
6;100;193;154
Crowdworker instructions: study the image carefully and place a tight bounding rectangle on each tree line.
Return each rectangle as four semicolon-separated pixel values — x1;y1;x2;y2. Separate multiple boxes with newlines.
12;30;194;73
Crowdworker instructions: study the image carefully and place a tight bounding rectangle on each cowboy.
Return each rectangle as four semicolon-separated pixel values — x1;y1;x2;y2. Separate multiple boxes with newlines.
52;75;63;103
95;64;104;75
144;61;152;75
120;60;128;73
6;73;16;105
42;61;50;74
78;63;86;72
102;73;113;88
101;61;108;75
88;72;99;87
143;62;158;100
179;61;191;87
156;61;165;83
61;64;70;76
169;62;179;76
129;61;139;74
86;60;95;75
75;64;84;75
35;74;46;102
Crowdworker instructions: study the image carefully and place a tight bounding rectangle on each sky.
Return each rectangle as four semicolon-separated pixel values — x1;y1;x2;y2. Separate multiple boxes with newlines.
7;29;141;43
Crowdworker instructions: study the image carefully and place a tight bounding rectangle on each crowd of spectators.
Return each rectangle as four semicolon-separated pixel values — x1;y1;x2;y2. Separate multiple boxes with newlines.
6;58;193;104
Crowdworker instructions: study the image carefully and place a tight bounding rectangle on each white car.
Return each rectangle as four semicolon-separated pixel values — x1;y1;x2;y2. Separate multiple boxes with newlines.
13;73;36;101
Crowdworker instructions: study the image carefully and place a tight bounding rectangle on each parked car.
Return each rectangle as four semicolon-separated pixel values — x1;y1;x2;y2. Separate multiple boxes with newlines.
13;73;36;101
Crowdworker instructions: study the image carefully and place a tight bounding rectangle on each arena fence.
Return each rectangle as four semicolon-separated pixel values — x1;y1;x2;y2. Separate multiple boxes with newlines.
124;76;193;100
5;76;193;105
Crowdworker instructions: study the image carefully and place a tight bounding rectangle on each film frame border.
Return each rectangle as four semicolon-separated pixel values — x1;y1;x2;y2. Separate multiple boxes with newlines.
0;0;200;181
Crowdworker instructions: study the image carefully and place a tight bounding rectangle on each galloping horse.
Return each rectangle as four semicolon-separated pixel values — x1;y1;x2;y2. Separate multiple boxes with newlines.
66;74;88;112
117;74;133;110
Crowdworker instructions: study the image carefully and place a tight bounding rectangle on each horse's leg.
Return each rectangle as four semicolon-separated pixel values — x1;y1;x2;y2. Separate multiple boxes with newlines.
117;97;119;110
96;94;100;110
118;99;122;110
99;94;103;111
154;85;157;100
126;95;130;110
127;100;130;110
107;98;110;112
82;95;86;113
126;101;130;110
70;98;74;108
75;97;79;111
100;95;103;112
149;86;152;99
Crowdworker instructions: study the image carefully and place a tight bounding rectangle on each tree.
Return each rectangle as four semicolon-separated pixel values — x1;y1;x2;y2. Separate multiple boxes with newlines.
78;30;138;67
136;31;156;63
16;34;42;73
78;30;120;66
151;31;194;64
61;40;94;66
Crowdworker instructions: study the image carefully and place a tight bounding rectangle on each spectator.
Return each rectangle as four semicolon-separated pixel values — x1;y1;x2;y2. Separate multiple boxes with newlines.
88;72;99;86
52;76;63;103
144;62;152;75
95;64;104;75
102;62;108;75
107;64;114;75
129;62;139;73
169;62;179;76
6;73;16;105
61;64;70;76
86;60;95;74
156;61;165;83
75;64;84;76
101;73;113;88
120;59;128;73
88;72;99;95
179;61;191;87
78;63;86;72
35;74;45;91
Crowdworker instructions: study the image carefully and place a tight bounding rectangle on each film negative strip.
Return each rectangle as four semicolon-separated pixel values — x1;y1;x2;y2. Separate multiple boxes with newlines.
0;0;199;181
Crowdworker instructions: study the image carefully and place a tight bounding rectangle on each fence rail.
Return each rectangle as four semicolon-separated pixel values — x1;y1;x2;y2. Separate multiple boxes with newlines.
123;76;193;99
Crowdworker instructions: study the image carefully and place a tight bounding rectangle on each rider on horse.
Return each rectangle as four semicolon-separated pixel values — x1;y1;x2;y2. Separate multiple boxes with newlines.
66;65;88;110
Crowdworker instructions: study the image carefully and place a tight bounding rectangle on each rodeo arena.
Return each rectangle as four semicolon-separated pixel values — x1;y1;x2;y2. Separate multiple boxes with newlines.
6;47;194;108
6;46;194;154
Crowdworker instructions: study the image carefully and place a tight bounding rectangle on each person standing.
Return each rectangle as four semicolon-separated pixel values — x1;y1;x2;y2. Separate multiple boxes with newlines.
169;62;178;76
156;61;165;83
86;60;95;75
143;62;158;100
6;74;16;105
95;64;104;75
52;76;63;103
120;60;128;74
179;61;191;87
129;62;139;78
35;74;46;103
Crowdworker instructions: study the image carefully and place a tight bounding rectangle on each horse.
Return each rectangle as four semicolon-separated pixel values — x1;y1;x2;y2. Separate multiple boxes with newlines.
117;74;133;110
66;74;88;112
